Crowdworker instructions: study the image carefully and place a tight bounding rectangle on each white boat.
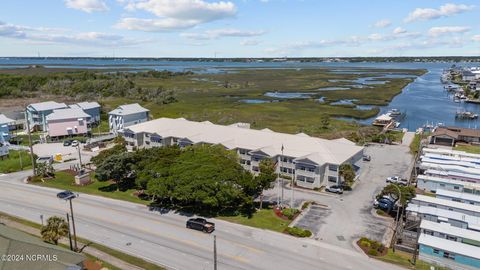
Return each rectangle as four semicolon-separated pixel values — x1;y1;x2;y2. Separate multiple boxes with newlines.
388;109;401;116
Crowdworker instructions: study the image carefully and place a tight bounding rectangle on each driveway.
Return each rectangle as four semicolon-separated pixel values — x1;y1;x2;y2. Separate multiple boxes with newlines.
263;143;414;250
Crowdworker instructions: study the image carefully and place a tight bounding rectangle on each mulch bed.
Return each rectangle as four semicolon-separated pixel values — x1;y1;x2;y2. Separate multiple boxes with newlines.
357;239;388;257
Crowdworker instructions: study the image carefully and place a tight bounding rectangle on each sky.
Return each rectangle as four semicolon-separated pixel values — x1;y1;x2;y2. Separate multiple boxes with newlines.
0;0;479;57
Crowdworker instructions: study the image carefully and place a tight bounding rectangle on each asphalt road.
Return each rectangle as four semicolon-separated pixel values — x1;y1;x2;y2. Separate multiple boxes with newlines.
0;173;404;270
264;143;414;250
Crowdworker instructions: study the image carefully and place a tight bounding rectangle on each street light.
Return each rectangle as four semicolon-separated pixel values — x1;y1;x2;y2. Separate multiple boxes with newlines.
57;191;79;251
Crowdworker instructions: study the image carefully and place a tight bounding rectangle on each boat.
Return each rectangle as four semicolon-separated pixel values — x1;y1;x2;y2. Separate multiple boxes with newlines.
387;109;401;116
455;111;478;120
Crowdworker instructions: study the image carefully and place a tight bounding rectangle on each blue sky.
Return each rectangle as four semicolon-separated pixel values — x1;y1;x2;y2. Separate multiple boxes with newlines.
0;0;479;57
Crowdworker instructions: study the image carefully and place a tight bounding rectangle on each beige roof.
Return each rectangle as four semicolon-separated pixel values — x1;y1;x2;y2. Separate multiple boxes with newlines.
125;117;364;165
375;114;393;121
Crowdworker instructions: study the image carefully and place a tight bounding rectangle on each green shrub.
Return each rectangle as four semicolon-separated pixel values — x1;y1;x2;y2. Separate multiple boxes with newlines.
301;202;311;210
281;208;300;220
367;249;378;256
359;240;371;248
285;226;312;238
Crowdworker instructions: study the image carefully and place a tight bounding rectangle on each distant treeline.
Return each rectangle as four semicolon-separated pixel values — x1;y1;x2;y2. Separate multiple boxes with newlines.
0;70;192;104
3;56;480;63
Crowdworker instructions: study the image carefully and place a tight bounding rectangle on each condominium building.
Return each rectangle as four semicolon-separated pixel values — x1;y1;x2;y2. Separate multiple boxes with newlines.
26;101;68;131
69;101;101;125
119;117;364;188
108;103;149;134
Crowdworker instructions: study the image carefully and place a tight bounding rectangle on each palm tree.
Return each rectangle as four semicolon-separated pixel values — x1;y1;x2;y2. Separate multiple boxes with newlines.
41;216;69;245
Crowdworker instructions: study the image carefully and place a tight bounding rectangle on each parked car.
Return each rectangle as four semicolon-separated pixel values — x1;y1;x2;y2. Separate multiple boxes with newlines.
36;156;53;165
186;218;215;233
63;140;72;146
386;176;408;186
71;140;79;147
373;196;394;208
376;198;394;211
325;185;343;194
56;190;76;200
363;155;371;161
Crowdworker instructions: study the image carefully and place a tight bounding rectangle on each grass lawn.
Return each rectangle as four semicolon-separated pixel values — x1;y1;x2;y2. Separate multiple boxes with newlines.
0;150;33;173
410;134;422;155
376;249;451;270
218;208;290;232
455;144;480;154
34;171;149;205
11;134;41;146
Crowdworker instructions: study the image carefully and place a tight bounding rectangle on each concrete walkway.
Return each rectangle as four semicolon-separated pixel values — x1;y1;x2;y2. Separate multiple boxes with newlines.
401;131;415;146
0;216;143;270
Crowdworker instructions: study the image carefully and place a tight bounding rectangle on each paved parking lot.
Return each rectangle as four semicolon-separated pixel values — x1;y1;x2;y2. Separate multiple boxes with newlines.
33;142;96;164
264;143;414;250
292;204;331;235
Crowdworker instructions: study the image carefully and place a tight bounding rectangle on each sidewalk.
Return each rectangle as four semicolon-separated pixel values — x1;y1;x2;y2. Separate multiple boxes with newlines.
0;217;143;270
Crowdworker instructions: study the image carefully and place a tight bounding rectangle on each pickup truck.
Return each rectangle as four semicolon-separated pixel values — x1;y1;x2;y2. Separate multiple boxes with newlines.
186;218;215;233
386;176;408;186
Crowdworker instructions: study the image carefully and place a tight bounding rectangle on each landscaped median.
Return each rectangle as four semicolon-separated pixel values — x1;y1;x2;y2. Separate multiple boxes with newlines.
357;237;450;270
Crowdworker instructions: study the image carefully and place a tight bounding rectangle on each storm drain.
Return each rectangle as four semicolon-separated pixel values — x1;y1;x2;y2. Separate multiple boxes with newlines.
336;235;346;241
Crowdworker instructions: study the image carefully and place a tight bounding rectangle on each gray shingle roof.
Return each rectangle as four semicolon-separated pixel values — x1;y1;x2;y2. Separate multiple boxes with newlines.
0;224;85;270
0;114;14;125
109;103;149;116
28;101;67;112
70;102;100;110
45;108;90;121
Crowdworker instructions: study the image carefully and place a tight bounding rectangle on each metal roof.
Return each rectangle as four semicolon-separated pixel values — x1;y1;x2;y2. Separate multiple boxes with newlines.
45;108;90;121
28;101;67;112
406;204;480;227
419;233;480;259
417;174;480;189
421;220;480;243
436;189;480;204
423;147;480;160
124;117;364;165
108;103;149;116
412;194;480;214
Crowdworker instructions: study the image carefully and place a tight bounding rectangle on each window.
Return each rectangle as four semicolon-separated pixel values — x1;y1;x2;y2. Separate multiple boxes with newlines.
145;141;150;145
443;252;455;260
328;176;337;183
329;165;338;171
454;186;459;190
433;249;440;254
439;184;445;187
297;176;306;182
239;149;247;155
305;177;315;183
452;198;461;202
446;235;457;241
252;166;259;172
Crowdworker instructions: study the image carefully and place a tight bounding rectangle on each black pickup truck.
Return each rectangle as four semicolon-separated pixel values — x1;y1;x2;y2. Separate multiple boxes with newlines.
186;218;215;233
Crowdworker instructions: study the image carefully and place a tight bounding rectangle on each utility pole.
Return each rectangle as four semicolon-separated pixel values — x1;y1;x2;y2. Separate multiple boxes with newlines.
69;198;78;251
392;184;402;253
25;109;36;176
213;235;217;270
77;145;82;170
66;213;73;251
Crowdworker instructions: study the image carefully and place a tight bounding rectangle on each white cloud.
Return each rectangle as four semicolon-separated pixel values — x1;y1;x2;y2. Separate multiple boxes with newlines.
393;27;407;34
181;29;265;40
116;18;199;31
0;20;140;47
64;0;108;13
428;26;470;37
472;35;480;41
405;3;474;23
119;0;236;31
373;19;391;28
240;39;260;46
368;33;384;41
